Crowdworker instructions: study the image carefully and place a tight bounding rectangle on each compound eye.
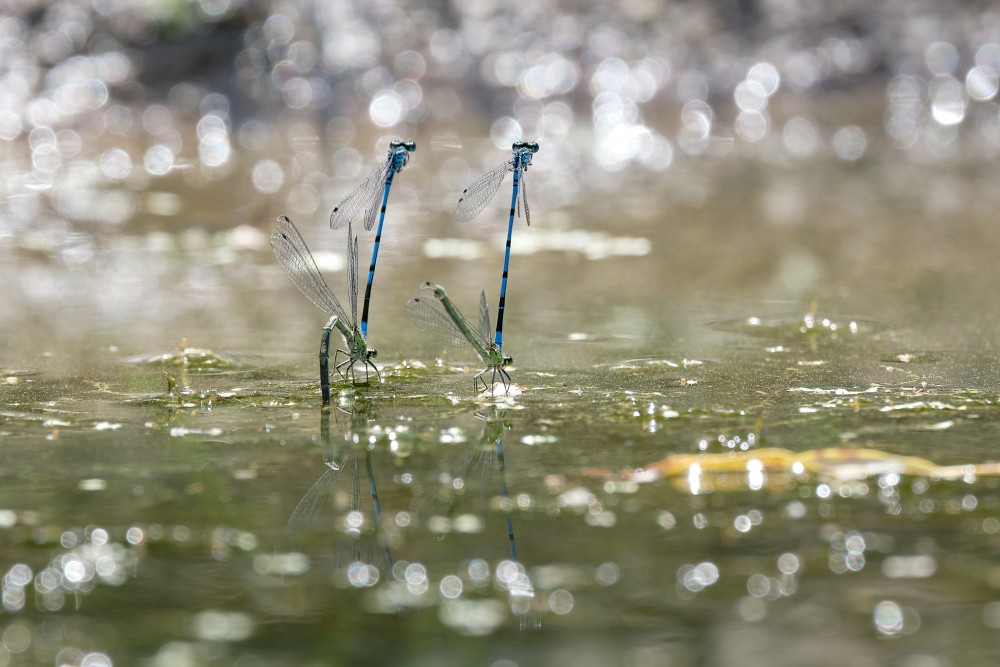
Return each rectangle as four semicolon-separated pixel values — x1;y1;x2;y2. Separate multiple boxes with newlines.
369;349;378;359
406;141;416;151
530;142;539;152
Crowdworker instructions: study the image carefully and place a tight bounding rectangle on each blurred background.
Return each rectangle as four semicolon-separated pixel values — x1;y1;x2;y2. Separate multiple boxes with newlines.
2;0;1000;367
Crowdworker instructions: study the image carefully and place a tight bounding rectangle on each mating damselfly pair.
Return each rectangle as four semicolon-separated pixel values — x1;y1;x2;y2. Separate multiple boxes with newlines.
271;140;414;405
271;140;539;405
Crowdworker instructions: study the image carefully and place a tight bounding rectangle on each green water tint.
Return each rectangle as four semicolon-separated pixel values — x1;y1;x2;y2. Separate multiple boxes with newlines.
2;326;1000;664
6;0;1000;661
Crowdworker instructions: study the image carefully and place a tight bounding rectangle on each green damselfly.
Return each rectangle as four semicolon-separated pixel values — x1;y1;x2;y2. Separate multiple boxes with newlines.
406;282;513;396
270;216;380;406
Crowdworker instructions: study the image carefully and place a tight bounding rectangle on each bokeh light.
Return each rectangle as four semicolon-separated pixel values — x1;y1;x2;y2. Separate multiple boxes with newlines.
0;0;998;242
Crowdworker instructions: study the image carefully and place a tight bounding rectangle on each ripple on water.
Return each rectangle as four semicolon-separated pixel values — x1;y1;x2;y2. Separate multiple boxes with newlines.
879;351;946;364
598;358;706;371
2;368;39;380
125;345;243;370
708;313;891;341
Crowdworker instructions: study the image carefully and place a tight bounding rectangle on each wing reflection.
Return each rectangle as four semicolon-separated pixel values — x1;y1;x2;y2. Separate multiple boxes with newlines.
283;394;392;576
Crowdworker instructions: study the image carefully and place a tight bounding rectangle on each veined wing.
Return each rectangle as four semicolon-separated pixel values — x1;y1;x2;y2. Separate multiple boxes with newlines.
478;289;493;350
519;168;530;226
286;456;347;531
453;160;513;222
271;216;349;322
407;295;480;352
330;161;390;231
347;223;359;327
361;173;385;232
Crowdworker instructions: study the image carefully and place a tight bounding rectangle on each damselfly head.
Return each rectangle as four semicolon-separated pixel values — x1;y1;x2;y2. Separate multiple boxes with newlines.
390;140;417;152
420;282;447;300
368;348;378;360
389;140;415;170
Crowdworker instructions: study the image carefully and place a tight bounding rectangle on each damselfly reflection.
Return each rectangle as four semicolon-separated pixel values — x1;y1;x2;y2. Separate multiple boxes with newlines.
423;407;536;628
477;408;538;630
422;408;522;563
479;409;519;562
284;395;392;573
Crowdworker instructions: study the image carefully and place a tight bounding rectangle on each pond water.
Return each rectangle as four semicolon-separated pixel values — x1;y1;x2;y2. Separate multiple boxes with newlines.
4;3;1000;667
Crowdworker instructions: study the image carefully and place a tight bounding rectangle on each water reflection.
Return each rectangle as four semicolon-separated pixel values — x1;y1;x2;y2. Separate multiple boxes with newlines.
284;394;393;578
279;394;540;633
440;408;521;563
438;406;537;630
5;354;1000;662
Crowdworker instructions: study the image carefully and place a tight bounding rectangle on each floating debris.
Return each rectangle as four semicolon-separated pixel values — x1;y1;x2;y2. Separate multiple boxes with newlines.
616;447;1000;487
127;340;237;370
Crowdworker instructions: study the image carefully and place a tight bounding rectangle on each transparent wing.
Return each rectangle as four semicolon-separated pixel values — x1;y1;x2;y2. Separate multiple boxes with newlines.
286;456;347;531
347;223;359;327
335;455;363;568
351;453;361;514
478;289;492;348
330;161;390;231
519;168;530;226
407;296;478;351
271;216;348;322
453;160;513;222
362;176;384;232
334;538;382;571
